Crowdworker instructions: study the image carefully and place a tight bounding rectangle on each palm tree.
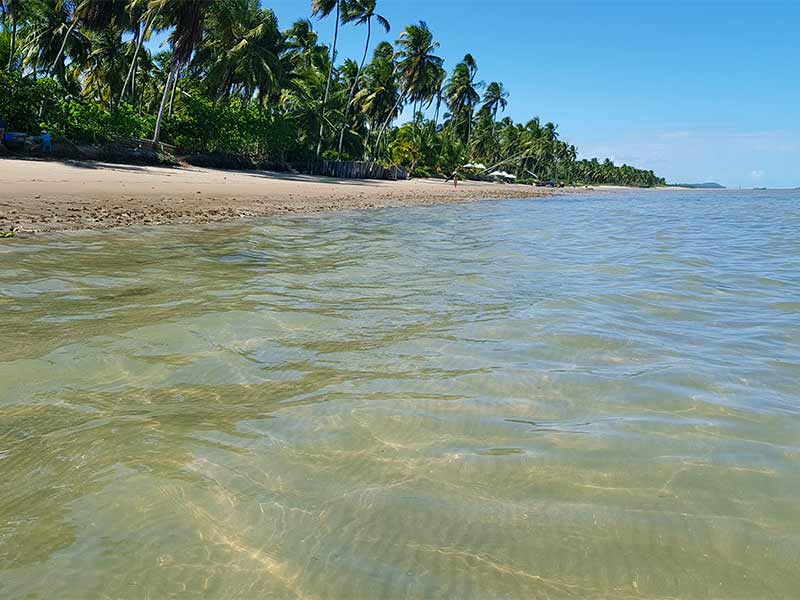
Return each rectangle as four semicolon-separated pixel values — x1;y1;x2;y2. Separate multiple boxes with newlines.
431;65;445;125
151;0;210;143
121;0;158;104
136;48;168;113
311;0;341;157
353;41;398;152
50;0;128;77
280;49;329;150
196;0;284;105
21;0;89;82
3;0;18;70
373;20;442;157
79;26;128;106
284;19;324;71
444;53;482;146
336;0;389;155
481;81;508;138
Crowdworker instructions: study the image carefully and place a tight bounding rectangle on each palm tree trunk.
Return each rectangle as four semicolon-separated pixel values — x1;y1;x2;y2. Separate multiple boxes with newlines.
338;17;371;156
153;62;179;144
466;106;473;147
316;1;339;157
7;0;16;71
50;20;79;78
372;92;405;159
121;12;155;105
168;66;180;117
119;21;142;105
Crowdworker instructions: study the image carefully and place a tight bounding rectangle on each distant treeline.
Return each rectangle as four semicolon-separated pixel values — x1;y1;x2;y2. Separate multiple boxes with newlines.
0;0;665;187
671;183;725;189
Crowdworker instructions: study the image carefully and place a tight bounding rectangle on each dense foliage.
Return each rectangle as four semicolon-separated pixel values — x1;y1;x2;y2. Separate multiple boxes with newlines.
0;0;665;186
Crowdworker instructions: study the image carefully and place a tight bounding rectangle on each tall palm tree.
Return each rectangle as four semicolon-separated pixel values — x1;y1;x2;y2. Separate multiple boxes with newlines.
311;0;341;156
50;0;128;76
284;18;325;72
121;0;158;104
373;20;442;157
196;0;284;104
353;41;398;152
431;64;446;125
152;0;210;143
481;81;508;138
280;48;329;149
444;53;482;146
3;0;18;70
135;47;168;113
336;0;389;155
21;0;89;82
79;26;128;106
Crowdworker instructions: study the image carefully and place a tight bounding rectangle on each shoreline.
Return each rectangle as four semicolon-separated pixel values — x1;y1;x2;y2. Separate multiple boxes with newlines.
0;158;671;235
0;158;572;234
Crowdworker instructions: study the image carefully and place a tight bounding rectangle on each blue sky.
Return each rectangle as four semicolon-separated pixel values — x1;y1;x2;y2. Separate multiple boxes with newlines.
262;1;798;187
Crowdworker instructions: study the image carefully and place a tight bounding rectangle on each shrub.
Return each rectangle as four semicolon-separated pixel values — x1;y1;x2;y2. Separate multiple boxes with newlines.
164;96;298;161
1;72;153;143
321;149;352;161
42;101;154;144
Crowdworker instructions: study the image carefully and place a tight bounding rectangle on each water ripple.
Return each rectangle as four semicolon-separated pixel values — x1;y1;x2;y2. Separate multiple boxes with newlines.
1;190;799;598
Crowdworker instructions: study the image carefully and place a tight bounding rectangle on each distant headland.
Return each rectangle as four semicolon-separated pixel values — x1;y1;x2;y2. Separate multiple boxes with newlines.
671;182;726;189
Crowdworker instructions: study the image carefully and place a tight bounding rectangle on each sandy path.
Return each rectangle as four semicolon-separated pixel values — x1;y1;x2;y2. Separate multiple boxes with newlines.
0;158;571;233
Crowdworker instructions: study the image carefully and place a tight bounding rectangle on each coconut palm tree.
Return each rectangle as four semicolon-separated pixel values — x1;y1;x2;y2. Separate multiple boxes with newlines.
2;0;19;70
120;0;158;104
311;0;341;156
395;21;443;107
50;0;128;77
280;47;330;150
444;53;482;146
151;0;210;143
373;20;442;157
20;0;89;82
336;0;389;155
195;0;284;105
480;81;508;138
136;48;168;113
284;18;325;72
79;26;129;106
353;41;398;152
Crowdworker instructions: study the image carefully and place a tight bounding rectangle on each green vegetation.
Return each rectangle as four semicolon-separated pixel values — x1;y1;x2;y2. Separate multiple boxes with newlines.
672;182;725;189
0;0;665;186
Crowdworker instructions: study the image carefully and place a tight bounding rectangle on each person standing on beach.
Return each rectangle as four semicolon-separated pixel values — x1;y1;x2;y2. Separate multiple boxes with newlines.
41;131;52;153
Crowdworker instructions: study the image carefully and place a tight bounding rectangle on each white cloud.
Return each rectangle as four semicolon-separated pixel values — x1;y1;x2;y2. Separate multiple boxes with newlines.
750;169;765;179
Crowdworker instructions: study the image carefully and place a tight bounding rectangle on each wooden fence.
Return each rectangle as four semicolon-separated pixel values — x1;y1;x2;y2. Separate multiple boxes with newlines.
294;160;408;181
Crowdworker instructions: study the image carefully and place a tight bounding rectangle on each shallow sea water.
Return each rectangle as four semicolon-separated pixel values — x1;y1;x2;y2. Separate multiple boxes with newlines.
1;190;799;598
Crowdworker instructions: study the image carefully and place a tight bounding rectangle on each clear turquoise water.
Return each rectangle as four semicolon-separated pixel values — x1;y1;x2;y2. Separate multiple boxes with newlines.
1;190;799;598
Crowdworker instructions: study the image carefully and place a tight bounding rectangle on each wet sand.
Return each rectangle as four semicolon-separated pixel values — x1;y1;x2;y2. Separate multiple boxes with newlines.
0;159;573;233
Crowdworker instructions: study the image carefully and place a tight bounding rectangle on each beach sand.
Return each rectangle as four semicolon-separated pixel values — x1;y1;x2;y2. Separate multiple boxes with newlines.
0;158;571;233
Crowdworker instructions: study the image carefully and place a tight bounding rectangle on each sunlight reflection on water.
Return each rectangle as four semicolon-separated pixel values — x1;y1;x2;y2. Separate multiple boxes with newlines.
1;190;799;598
